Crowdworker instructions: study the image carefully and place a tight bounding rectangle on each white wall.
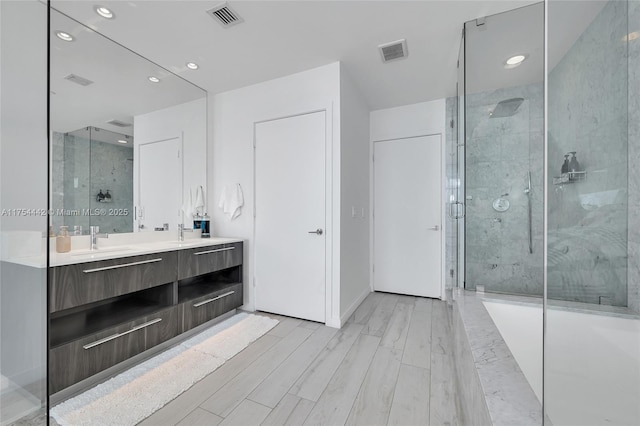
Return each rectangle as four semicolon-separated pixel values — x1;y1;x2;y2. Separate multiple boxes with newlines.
339;68;371;322
134;97;207;228
370;100;446;142
209;63;342;326
370;99;447;298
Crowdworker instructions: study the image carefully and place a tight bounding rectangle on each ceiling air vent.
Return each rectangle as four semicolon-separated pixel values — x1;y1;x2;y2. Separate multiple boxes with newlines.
206;2;243;28
378;39;409;63
106;119;132;128
64;73;94;86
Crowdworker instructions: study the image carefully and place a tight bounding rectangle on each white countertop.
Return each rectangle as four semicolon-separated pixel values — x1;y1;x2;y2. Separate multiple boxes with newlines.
1;234;242;269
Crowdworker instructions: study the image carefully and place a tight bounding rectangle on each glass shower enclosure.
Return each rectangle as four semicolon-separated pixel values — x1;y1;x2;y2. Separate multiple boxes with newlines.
454;0;640;424
0;1;49;424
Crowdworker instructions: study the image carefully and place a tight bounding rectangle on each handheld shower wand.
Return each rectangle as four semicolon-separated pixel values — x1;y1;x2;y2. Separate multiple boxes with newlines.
525;171;533;254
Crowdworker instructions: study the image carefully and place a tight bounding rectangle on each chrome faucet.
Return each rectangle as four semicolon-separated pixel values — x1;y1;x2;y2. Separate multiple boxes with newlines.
89;226;109;250
178;224;193;241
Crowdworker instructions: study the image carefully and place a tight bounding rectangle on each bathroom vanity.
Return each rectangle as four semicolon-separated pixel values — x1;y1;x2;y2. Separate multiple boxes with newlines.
48;239;243;393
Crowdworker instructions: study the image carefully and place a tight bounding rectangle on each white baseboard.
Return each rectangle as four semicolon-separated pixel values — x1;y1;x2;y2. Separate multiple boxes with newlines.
339;287;371;327
325;317;341;329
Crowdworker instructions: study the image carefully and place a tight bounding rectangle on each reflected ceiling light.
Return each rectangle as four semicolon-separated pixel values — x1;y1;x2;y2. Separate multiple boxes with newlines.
186;62;199;70
148;76;160;83
55;31;74;42
504;54;527;69
117;139;127;144
94;6;115;19
623;31;639;42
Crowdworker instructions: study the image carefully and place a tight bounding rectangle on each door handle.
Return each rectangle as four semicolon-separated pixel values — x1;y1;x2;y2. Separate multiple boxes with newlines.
308;228;323;235
429;225;440;231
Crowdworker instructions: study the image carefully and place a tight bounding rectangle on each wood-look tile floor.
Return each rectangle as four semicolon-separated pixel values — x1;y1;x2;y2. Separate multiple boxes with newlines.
140;292;458;426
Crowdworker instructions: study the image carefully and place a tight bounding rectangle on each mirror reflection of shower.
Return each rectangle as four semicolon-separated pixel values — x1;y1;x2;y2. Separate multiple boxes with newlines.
51;127;134;234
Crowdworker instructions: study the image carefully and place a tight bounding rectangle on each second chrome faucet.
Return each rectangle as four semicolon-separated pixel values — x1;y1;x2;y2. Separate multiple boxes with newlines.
89;226;109;250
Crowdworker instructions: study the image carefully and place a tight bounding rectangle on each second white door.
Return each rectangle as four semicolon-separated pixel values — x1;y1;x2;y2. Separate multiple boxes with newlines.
254;111;326;322
137;136;182;232
373;134;442;298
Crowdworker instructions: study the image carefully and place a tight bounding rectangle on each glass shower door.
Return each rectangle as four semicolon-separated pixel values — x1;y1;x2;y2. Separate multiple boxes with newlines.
463;4;544;297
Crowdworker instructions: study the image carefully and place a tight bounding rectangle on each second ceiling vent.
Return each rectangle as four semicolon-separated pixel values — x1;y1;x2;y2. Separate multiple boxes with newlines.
378;39;409;63
207;2;243;28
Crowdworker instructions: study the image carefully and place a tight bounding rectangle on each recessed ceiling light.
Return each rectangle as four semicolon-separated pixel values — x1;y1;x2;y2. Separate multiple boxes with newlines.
186;62;199;70
94;5;115;19
623;31;639;42
148;76;160;83
504;54;527;69
55;31;74;42
117;139;127;144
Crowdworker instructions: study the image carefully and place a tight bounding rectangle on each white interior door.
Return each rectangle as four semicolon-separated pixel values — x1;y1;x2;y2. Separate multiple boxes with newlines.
374;134;442;298
255;111;326;322
138;136;182;232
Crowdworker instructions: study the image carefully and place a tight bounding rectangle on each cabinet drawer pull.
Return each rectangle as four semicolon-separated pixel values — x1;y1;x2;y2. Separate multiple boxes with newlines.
82;318;162;350
193;247;235;256
82;258;163;274
193;291;235;307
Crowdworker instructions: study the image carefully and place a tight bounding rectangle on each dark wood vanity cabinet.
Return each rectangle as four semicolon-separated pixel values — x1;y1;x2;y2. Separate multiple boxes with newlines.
49;242;243;394
177;242;242;280
49;252;178;313
179;283;243;332
49;307;178;394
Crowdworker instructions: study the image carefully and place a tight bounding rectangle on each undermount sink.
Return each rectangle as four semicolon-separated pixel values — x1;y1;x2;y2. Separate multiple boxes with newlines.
69;247;133;257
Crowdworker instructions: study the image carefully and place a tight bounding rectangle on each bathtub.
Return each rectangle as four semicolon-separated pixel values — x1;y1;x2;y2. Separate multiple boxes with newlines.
483;299;640;426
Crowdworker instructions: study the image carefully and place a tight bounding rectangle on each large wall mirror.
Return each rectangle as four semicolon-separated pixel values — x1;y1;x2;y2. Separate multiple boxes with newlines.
50;8;207;235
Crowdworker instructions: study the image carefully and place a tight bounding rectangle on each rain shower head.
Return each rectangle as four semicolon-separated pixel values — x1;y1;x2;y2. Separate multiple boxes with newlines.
490;97;524;118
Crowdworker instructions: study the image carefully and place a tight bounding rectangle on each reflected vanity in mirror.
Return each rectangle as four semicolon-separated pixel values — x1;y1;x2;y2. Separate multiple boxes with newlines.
50;8;207;235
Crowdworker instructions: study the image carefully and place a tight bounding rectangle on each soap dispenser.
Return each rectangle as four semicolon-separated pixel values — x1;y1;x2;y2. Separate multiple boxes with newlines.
201;213;210;238
56;226;71;253
569;152;580;172
561;154;570;174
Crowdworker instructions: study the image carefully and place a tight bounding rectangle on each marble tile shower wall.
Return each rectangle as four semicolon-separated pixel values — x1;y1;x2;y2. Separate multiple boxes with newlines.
51;132;64;231
464;83;544;295
88;140;133;233
62;132;91;233
627;0;639;313
58;132;134;234
548;0;629;307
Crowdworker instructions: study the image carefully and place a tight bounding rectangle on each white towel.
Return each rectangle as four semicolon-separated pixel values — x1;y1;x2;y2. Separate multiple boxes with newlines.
193;186;205;216
218;184;244;220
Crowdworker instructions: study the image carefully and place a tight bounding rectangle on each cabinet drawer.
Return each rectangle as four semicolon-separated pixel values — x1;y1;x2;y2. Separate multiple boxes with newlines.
179;283;243;333
145;306;179;349
49;307;177;394
50;251;178;312
178;242;242;280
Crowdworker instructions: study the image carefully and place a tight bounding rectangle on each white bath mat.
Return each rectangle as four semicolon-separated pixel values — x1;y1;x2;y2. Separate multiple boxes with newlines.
50;313;278;426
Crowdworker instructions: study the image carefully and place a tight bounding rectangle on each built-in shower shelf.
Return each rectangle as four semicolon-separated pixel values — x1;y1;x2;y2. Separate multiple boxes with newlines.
553;171;587;185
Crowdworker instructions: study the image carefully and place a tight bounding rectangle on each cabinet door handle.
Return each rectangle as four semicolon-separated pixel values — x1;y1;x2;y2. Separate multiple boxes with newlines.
193;247;235;256
82;318;162;350
82;258;163;274
193;290;235;307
